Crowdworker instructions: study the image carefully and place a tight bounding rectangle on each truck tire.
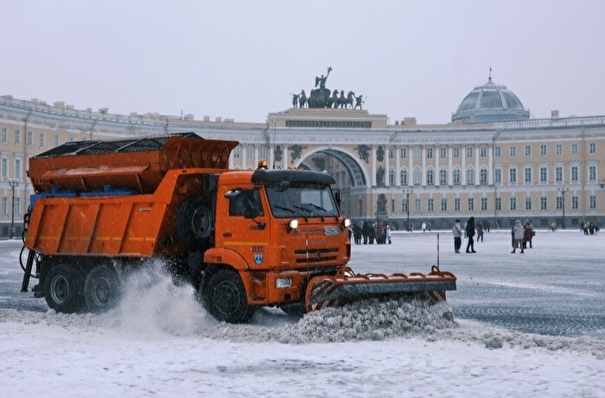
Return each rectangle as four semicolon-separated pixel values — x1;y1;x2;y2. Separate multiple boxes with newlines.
44;263;85;313
177;195;214;249
84;264;121;312
202;269;255;323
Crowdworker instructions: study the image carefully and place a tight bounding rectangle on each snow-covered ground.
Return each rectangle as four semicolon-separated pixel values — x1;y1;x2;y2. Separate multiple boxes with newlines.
1;229;604;397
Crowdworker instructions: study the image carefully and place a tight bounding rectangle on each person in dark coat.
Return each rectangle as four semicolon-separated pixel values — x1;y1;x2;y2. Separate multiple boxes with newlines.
465;216;476;253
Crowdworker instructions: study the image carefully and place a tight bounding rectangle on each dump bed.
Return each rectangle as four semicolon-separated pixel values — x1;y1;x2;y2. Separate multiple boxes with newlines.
28;133;238;194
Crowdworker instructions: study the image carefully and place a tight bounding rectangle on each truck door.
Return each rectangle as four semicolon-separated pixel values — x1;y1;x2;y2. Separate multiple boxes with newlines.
217;187;271;268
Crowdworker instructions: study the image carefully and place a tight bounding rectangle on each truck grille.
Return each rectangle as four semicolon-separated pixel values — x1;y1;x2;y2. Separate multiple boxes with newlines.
294;247;340;265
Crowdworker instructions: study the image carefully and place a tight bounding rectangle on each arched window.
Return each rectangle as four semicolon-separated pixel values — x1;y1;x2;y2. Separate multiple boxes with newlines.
413;166;421;185
400;168;408;185
426;167;434;185
466;167;475;184
439;167;447;185
453;167;461;185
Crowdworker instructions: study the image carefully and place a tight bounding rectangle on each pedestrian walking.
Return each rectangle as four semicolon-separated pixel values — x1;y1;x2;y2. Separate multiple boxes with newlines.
465;216;477;253
477;221;484;242
511;219;525;253
523;220;534;249
452;219;462;253
386;225;392;244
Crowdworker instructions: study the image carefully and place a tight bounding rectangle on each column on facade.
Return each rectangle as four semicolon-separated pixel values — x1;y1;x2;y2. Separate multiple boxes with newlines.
488;143;494;185
371;145;377;186
269;145;275;169
254;144;259;167
283;143;288;168
384;145;389;187
448;145;453;186
241;144;247;169
421;146;426;186
434;145;440;187
475;144;480;185
408;146;413;186
461;145;467;185
395;145;401;186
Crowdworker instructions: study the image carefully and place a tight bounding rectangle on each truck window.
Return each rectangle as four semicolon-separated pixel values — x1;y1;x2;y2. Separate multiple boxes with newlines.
228;189;264;218
266;183;338;218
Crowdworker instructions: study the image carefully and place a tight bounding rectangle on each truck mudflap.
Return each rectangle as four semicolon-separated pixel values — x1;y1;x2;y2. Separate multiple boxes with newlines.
305;265;457;312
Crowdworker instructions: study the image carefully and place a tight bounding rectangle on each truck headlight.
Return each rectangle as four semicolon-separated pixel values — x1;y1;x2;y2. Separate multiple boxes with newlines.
275;277;293;288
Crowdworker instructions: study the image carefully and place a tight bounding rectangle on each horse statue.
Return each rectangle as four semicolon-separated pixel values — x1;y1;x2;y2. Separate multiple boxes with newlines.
345;91;355;109
298;90;307;108
327;89;339;108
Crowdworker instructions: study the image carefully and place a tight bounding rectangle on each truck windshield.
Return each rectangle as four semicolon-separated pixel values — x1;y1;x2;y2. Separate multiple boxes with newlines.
265;183;339;219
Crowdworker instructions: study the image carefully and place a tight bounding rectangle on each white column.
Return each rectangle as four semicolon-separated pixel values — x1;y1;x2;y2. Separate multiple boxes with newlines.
488;144;494;185
241;144;247;169
461;145;467;185
435;145;440;186
283;144;288;168
395;146;401;186
408;146;413;186
475;145;480;185
269;145;275;169
254;144;259;167
448;145;453;186
384;145;390;187
371;145;377;186
421;146;427;186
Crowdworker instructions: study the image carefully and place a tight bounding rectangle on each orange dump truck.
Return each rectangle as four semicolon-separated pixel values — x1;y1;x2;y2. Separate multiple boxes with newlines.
20;133;456;323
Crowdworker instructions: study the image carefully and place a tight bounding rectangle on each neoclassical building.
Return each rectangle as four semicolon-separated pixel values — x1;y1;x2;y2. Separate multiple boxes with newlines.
1;75;603;237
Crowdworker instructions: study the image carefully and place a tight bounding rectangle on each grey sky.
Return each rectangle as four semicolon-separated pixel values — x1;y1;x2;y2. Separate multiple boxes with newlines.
3;0;604;124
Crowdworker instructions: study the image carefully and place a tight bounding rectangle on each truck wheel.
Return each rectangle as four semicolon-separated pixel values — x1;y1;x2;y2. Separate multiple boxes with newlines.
177;196;213;248
44;264;85;313
84;264;120;312
202;269;255;323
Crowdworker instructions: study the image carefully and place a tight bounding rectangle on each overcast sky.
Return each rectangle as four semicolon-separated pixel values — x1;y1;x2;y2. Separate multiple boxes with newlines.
3;0;604;124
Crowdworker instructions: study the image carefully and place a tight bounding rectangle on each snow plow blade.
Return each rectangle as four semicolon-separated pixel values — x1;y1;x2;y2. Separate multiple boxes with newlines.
305;265;457;312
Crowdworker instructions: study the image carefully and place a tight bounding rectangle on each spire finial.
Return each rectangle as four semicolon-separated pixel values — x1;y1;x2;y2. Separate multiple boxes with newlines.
489;66;492;82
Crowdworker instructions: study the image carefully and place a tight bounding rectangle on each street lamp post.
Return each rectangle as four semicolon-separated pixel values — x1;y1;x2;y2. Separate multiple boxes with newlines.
403;188;413;232
558;187;569;229
8;179;19;239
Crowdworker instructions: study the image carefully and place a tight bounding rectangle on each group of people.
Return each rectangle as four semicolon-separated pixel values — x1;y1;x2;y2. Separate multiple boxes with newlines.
511;219;534;253
452;217;478;253
351;221;392;245
581;222;600;235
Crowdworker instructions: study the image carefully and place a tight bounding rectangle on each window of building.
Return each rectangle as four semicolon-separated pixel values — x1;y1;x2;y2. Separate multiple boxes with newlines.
414;198;421;213
400;168;408;185
466;146;473;158
481;197;488;211
233;146;241;159
1;157;7;179
439;168;447;185
588;165;596;181
27;131;33;146
466;167;474;184
54;134;60;147
468;198;474;211
494;146;501;157
589;195;597;209
426;168;434;185
589;143;596;154
540;197;547;210
15;130;21;145
525;197;532;210
480;146;487;158
495;168;502;184
540;167;547;183
440;147;447;159
413;167;421;185
540;144;547;156
571;144;578;155
246;146;254;159
509;146;516;157
571;196;579;210
556;196;563;210
413;147;421;159
427;198;434;212
454;198;460;212
15;197;21;216
453;167;460;185
555;144;562;155
495;197;502;211
480;167;488;184
402;198;408;212
1;128;7;143
571;165;578;182
453;147;460;158
555;166;563;182
510;197;517;211
389;168;394;185
259;146;267;159
391;199;395;213
39;133;45;148
524;145;531;157
524;167;532;183
1;197;6;216
389;148;394;159
426;147;433;159
400;147;407;158
509;167;517;184
15;158;21;179
441;198;448;212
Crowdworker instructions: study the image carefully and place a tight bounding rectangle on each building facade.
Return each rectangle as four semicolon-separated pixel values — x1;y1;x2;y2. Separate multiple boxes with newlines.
1;77;603;237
